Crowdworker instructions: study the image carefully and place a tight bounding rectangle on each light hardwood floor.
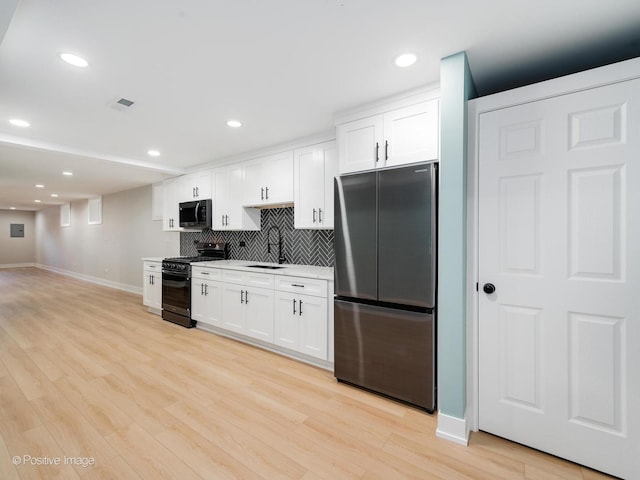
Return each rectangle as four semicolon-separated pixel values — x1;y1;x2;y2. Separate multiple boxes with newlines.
0;268;615;480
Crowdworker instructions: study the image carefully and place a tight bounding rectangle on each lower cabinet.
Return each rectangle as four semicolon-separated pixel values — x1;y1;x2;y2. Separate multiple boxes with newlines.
192;278;222;327
221;283;274;342
143;261;162;311
274;292;328;360
191;267;330;364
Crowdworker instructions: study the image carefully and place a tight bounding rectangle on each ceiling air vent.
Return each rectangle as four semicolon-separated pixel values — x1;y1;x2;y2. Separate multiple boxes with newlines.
108;97;136;111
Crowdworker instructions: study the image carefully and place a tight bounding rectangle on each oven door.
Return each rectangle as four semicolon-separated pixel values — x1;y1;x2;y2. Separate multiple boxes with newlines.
162;270;191;316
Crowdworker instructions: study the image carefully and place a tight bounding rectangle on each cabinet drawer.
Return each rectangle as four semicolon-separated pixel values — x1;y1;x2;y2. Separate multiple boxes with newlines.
143;261;161;272
192;266;222;281
275;275;327;298
222;269;275;288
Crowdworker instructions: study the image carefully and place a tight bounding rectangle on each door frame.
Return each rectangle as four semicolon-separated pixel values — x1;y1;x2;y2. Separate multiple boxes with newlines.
466;56;640;433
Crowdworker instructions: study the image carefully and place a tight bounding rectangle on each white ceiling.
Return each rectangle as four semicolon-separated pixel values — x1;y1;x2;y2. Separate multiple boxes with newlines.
1;0;639;211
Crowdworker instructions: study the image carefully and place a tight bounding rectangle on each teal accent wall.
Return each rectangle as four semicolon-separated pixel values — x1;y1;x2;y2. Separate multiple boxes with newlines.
438;52;476;418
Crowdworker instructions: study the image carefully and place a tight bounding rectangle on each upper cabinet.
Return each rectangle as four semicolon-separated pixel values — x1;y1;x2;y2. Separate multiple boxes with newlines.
179;170;211;202
294;140;338;229
243;151;293;207
337;96;439;174
212;164;260;231
162;176;183;231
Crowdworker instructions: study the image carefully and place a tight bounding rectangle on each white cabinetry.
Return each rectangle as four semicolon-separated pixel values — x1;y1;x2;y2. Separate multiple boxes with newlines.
294;140;338;229
162;177;183;231
142;261;162;312
337;97;439;174
180;170;211;201
221;270;275;342
212;165;260;231
274;276;328;360
191;267;222;327
243;151;294;207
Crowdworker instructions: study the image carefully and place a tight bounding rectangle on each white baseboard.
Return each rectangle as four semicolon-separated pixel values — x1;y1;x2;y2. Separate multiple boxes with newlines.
436;412;469;446
0;263;36;269
35;264;142;296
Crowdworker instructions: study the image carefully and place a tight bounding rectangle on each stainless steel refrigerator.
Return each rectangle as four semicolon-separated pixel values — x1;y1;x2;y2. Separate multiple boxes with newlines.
334;162;437;412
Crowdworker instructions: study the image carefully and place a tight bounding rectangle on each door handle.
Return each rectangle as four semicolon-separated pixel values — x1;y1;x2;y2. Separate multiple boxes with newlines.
245;291;248;304
261;187;264;200
375;142;379;162
225;214;229;226
483;283;496;294
293;299;297;315
265;187;269;199
240;290;245;303
299;300;303;316
204;284;208;296
318;208;322;223
312;208;316;223
385;140;389;161
201;283;204;295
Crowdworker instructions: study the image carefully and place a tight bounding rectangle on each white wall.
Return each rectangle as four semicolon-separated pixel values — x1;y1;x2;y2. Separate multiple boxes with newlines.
0;209;36;266
35;184;179;291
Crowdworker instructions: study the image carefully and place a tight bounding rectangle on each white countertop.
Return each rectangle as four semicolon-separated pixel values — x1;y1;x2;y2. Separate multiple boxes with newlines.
141;257;164;262
194;260;334;281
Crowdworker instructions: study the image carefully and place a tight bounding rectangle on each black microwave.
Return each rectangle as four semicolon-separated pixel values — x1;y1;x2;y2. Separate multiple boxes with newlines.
179;199;212;229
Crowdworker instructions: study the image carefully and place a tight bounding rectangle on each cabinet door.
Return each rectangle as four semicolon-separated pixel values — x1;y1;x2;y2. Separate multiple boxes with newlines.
244;287;274;342
221;283;245;333
191;279;208;322
143;272;155;307
265;150;293;204
193;170;212;200
200;280;222;327
320;142;338;228
383;99;439;167
212;167;229;229
337;115;383;174
274;292;299;350
242;159;265;206
162;178;182;231
294;145;324;229
298;294;328;359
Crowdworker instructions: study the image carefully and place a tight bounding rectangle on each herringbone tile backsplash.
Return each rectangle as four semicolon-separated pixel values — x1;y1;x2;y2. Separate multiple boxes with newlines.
180;207;334;267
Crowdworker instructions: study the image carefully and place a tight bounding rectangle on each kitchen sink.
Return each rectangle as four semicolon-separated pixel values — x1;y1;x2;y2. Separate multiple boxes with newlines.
246;264;286;270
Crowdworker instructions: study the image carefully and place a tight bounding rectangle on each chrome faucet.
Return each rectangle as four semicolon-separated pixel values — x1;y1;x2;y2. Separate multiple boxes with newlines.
267;226;286;264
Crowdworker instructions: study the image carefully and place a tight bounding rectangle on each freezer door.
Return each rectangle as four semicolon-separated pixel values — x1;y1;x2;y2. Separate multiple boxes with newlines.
334;172;377;300
334;300;435;411
378;163;436;308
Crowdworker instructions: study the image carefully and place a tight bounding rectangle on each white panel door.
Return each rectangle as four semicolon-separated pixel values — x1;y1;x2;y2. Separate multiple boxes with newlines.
478;78;639;479
221;283;245;334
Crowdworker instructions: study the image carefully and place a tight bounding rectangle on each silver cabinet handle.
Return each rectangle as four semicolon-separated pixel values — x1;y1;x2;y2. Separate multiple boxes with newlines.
385;140;389;160
312;208;316;223
375;142;379;162
318;208;323;223
291;283;304;288
245;291;248;304
293;299;297;315
261;187;264;200
196;186;199;198
204;284;208;296
225;214;229;226
202;271;209;275
240;290;244;303
299;300;303;316
265;187;269;199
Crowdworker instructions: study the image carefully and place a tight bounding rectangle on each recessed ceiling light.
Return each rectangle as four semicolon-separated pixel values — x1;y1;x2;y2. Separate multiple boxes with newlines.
35;184;44;188
51;194;59;198
226;120;242;128
147;150;160;157
394;53;417;68
63;171;73;176
59;52;89;68
9;118;30;127
34;200;41;203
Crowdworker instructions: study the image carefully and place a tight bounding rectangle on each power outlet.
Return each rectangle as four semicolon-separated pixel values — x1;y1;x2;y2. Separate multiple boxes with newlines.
239;241;246;247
